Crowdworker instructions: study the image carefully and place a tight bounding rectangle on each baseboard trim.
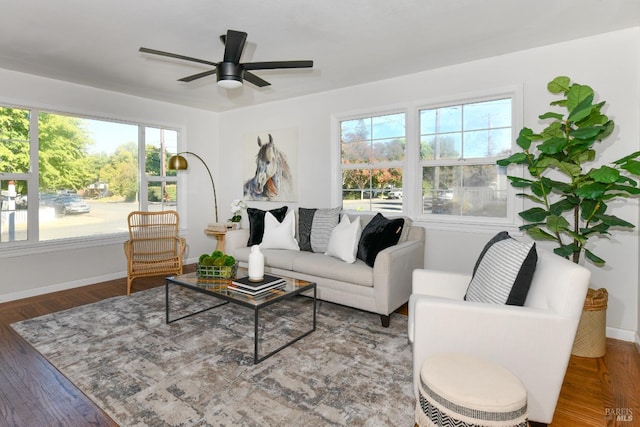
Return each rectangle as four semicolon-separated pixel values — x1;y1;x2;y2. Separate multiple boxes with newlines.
0;257;200;304
0;271;127;303
606;326;637;343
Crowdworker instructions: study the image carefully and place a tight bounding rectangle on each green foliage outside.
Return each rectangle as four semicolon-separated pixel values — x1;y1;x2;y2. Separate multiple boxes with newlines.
497;76;640;266
0;108;174;201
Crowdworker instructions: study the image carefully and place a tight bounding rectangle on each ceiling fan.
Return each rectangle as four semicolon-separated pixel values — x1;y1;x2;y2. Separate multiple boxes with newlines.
139;30;313;89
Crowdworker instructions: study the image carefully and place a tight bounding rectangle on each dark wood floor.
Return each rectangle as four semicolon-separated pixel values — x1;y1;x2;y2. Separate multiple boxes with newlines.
0;266;638;426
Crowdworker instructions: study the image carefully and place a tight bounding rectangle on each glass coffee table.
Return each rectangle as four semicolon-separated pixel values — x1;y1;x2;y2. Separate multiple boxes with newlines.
165;269;316;364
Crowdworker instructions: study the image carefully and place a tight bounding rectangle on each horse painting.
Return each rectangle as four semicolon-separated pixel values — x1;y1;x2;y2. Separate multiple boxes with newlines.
243;134;293;201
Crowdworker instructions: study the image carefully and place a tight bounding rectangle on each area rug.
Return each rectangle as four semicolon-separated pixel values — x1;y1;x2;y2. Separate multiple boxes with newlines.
11;286;414;426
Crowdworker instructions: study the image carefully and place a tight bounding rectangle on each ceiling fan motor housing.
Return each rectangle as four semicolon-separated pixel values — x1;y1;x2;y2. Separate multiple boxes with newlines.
217;62;243;85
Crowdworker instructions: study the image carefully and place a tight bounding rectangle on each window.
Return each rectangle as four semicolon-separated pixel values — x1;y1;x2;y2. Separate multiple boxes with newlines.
420;98;512;218
340;112;405;213
0;105;180;245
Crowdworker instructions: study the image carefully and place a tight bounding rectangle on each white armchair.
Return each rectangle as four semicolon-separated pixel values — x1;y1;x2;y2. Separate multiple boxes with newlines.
408;248;590;425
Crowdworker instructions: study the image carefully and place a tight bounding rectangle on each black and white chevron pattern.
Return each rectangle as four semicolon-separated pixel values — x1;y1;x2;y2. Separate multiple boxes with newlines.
417;391;528;427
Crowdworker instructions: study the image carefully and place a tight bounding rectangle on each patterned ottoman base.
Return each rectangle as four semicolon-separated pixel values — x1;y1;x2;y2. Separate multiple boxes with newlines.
415;353;528;427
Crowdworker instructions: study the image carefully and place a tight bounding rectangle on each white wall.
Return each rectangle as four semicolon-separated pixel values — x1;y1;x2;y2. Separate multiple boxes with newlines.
215;28;640;339
0;69;218;300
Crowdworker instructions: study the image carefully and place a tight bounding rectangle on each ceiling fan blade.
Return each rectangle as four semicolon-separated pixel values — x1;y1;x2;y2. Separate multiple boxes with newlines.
139;47;218;67
223;30;247;63
243;60;313;71
178;69;217;82
244;71;271;87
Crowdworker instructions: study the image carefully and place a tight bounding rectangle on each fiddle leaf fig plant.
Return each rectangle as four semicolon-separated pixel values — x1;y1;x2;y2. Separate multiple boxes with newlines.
497;76;640;266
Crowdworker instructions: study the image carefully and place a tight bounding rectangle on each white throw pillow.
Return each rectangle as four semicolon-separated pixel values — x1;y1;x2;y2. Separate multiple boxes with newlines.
325;215;362;263
260;210;300;251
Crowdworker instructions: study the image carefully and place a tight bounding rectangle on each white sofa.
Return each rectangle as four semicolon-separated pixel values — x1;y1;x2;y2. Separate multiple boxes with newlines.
225;212;425;326
408;248;590;424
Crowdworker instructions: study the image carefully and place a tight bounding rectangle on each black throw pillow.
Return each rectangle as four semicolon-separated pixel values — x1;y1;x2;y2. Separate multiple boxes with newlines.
247;206;288;246
357;213;405;267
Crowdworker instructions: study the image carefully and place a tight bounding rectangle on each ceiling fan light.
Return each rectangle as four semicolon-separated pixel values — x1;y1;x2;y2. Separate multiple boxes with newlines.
217;78;243;89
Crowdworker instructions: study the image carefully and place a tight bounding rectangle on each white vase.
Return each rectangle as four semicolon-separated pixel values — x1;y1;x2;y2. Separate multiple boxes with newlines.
248;245;264;281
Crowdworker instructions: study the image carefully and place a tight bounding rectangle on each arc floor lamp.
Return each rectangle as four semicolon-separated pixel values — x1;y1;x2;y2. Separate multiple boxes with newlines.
167;152;218;223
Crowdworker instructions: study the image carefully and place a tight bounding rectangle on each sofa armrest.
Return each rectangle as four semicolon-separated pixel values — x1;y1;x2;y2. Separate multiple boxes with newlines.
225;228;250;255
372;237;425;316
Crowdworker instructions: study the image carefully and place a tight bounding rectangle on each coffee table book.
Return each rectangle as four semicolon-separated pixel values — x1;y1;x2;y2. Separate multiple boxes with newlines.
232;274;286;292
227;282;286;297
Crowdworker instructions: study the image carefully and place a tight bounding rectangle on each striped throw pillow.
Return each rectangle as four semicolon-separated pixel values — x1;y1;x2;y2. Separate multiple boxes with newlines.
465;232;537;306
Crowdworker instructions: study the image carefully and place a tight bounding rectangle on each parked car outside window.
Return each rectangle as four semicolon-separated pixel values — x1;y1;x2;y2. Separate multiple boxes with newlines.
53;196;90;215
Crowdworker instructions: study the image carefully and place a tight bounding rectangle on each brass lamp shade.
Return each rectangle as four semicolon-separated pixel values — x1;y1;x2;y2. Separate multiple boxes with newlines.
167;154;188;170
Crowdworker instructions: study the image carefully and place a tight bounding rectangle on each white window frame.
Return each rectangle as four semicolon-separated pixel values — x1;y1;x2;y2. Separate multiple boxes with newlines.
0;104;183;258
332;106;408;213
332;86;524;233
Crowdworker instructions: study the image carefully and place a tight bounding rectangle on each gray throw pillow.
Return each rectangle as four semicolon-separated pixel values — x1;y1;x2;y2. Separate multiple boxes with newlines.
310;207;341;253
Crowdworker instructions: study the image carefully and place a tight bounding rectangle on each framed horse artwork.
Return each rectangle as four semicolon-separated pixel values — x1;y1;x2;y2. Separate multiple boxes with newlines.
243;128;298;202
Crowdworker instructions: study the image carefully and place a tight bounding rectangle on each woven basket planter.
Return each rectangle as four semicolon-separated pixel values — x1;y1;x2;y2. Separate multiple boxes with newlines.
571;288;608;358
196;262;238;280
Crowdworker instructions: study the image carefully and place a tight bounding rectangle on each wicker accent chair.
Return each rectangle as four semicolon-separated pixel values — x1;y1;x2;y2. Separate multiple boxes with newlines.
124;210;186;295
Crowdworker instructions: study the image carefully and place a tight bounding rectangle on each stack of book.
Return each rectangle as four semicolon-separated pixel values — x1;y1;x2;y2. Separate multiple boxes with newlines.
228;274;286;297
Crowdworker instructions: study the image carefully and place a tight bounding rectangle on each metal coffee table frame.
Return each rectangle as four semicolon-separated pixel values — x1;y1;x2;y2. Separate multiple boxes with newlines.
165;271;316;364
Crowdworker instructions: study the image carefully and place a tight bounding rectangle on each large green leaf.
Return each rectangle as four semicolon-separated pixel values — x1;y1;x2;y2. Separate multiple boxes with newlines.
580;199;605;220
568;96;595;123
496;152;528;166
517;193;545;204
569;126;602;140
620;159;640;175
538;137;567;154
519;207;549;222
575;182;608;199
554;243;579;259
581;223;610;235
515;127;535;150
546;214;570;232
596;214;635;228
547;76;571;94
549;198;577;215
589;166;620;183
567;84;594;112
525;226;557;241
539;112;564;121
598;120;615;140
585;249;605;266
613;150;640;165
506;176;534;188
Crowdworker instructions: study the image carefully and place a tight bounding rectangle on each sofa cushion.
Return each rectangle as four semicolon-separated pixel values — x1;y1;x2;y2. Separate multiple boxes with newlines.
310;206;341;253
247;206;288;246
297;207;317;251
325;215;362;263
293;253;373;287
357;213;404;267
260;211;300;251
465;231;537;306
234;247;301;271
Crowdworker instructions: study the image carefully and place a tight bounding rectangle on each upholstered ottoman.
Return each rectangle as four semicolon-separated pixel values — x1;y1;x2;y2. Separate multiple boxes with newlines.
415;353;528;427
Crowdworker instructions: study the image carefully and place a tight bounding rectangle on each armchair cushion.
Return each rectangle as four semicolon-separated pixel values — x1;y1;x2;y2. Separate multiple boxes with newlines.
465;231;537;306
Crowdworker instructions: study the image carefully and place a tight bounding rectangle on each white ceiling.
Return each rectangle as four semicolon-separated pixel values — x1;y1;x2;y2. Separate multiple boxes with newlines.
1;0;639;112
